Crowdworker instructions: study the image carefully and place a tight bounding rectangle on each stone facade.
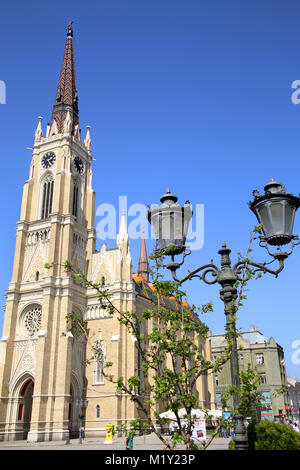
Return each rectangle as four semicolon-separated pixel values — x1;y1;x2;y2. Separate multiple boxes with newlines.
286;377;300;424
0;24;215;441
210;325;288;420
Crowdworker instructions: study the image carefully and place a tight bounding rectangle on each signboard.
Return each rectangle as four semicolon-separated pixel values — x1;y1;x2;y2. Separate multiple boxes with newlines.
104;424;115;443
261;411;273;421
191;419;206;441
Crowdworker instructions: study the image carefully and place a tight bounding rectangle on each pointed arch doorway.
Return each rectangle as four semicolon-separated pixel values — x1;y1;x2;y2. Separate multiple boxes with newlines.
68;380;81;438
14;377;34;440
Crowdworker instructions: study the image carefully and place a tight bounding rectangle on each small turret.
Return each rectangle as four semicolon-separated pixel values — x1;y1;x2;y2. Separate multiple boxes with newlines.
34;116;43;144
117;211;129;251
84;126;92;153
138;228;149;282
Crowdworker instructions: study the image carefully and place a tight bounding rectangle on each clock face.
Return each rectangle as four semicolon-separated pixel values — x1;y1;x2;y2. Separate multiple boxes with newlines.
41;152;56;169
74;156;84;174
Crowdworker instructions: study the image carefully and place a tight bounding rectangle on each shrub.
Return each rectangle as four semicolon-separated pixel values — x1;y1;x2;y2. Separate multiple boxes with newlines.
228;438;236;450
228;421;300;450
255;421;300;450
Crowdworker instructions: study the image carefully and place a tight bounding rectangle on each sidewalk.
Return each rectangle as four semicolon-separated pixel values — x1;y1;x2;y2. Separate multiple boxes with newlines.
0;433;230;451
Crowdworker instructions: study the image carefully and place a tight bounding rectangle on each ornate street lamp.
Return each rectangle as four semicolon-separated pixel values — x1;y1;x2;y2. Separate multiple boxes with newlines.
250;178;300;247
147;180;300;450
147;189;193;256
78;398;88;444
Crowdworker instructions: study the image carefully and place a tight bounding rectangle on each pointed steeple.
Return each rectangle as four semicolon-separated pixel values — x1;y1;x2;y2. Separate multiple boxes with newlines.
50;21;79;135
84;125;92;153
34;116;43;143
138;229;149;282
117;211;129;249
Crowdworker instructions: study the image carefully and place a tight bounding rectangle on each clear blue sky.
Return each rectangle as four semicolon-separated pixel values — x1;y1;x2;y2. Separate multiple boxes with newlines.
1;0;300;379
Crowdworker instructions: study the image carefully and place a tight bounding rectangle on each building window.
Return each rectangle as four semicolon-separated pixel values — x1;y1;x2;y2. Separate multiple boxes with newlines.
96;360;104;383
35;271;39;282
94;358;104;384
260;373;267;384
41;175;54;219
215;374;219;386
101;276;105;286
216;393;222;408
72;182;80;220
22;305;42;337
239;354;244;366
256;353;264;365
262;391;272;409
96;404;100;418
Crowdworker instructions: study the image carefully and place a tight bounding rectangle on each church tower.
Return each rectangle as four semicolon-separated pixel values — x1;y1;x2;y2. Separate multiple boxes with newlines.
0;22;96;441
0;22;215;442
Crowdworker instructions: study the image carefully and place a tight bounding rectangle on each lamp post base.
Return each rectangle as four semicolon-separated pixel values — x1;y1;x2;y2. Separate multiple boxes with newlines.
233;414;248;450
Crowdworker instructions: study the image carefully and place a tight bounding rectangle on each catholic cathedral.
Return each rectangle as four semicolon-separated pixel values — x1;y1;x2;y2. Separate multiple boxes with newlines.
0;23;215;441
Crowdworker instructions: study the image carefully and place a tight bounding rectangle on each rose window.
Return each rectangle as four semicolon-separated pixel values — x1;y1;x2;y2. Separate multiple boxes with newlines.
24;307;42;336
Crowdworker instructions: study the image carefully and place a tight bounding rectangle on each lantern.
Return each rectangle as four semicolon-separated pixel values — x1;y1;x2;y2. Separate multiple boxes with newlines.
147;189;193;255
249;179;300;246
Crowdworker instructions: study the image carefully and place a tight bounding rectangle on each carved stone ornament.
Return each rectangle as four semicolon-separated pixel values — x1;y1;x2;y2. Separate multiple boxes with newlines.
24;307;42;336
22;354;34;371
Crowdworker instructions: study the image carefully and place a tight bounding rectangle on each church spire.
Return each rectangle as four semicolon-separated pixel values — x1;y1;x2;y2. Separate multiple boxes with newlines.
138;229;149;282
50;21;79;135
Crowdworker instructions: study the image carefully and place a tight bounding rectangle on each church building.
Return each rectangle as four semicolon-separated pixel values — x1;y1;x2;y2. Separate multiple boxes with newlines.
0;23;215;441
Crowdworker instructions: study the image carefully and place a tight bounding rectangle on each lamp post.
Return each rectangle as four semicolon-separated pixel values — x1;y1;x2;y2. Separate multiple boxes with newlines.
78;398;88;444
147;179;300;450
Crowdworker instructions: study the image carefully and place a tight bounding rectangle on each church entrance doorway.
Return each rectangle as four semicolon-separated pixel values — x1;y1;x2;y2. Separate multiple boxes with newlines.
17;378;34;439
68;384;80;438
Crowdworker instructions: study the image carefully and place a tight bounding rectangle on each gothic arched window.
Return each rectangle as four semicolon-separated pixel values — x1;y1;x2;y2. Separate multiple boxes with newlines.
41;174;54;219
72;180;80;221
95;358;104;384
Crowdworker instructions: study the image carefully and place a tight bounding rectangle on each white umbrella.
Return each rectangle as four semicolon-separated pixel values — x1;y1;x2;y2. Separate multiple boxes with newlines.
178;408;206;419
207;409;222;418
159;410;177;420
159;409;206;419
159;408;222;420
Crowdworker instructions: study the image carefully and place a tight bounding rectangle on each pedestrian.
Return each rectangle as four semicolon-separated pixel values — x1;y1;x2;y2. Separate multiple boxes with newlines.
293;422;299;433
171;421;178;436
124;429;135;450
80;426;85;442
182;421;188;435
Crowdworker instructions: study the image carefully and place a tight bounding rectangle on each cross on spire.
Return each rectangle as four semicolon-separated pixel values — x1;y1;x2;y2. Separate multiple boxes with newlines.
68;20;73;36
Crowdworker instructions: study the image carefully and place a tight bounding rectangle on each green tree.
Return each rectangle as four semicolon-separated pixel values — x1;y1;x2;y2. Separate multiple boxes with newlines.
46;226;264;450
